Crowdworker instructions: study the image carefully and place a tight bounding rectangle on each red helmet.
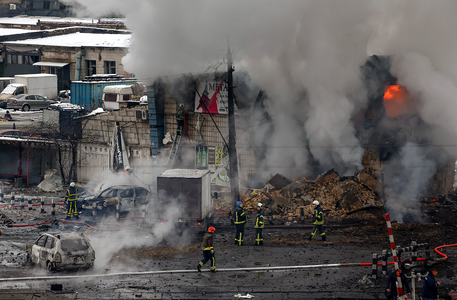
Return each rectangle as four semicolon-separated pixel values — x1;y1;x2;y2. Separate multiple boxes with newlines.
208;226;216;233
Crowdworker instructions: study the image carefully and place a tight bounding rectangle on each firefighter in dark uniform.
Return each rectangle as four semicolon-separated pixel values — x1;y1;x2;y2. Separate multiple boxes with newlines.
254;202;264;246
197;226;217;273
234;200;246;246
65;182;79;220
308;200;326;241
176;103;185;136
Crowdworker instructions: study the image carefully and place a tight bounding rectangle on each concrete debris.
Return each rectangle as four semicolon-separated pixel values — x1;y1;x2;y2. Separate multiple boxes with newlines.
37;169;63;192
267;173;292;190
241;169;382;221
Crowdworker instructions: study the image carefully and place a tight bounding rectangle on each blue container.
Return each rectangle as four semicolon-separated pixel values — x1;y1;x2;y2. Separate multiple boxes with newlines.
147;86;164;152
71;80;137;110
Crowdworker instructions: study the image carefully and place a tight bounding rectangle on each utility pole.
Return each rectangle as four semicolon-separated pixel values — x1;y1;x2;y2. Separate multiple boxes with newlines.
227;46;240;209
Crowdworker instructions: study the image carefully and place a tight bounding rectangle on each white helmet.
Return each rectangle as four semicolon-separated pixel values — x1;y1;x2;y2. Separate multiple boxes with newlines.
257;203;263;208
312;200;319;205
70;182;76;187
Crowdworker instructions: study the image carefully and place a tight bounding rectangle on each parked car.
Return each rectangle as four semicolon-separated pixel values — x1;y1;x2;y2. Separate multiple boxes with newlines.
0;129;41;138
81;185;151;215
6;94;56;111
26;232;95;271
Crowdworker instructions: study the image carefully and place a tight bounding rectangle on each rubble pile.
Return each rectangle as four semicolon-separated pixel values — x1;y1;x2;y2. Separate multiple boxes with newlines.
241;169;383;220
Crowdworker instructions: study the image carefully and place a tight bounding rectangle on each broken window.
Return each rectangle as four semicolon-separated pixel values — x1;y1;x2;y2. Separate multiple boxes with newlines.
45;237;54;249
36;236;47;247
86;60;96;76
104;61;116;74
120;189;134;198
100;189;117;198
135;188;149;197
61;239;89;251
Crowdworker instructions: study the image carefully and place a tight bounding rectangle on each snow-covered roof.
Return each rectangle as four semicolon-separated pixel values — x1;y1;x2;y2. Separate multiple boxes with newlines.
0;16;125;26
0;28;35;36
4;32;130;48
159;169;210;178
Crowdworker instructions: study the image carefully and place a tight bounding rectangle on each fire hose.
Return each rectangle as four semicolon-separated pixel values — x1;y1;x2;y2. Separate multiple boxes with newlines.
0;202;65;209
0;244;455;282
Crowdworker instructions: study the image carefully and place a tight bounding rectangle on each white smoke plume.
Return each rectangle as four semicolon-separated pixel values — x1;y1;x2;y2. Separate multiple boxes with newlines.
61;1;457;219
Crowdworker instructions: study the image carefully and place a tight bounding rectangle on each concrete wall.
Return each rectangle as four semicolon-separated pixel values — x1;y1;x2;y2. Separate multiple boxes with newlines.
162;88;256;184
77;106;152;183
39;45;130;81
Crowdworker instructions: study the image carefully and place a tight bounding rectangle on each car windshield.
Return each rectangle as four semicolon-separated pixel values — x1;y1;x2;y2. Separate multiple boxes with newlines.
61;238;89;251
1;85;17;95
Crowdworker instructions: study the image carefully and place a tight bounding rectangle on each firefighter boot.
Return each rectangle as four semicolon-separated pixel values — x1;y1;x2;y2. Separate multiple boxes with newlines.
322;235;326;241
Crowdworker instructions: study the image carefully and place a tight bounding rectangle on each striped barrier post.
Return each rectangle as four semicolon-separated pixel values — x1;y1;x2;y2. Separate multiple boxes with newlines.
40;197;45;213
425;243;430;260
371;253;378;279
20;194;24;209
51;198;55;216
115;204;120;221
300;207;305;223
28;197;32;211
412;241;417;262
385;213;406;299
0;187;3;202
92;202;97;217
382;250;388;275
10;192;15;207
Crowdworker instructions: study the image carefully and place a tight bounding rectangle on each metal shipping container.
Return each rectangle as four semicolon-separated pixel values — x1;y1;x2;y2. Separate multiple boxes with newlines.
157;169;212;222
71;80;137;110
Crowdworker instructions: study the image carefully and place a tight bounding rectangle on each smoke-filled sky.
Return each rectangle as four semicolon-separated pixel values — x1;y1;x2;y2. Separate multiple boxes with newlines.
62;0;457;220
61;0;457;173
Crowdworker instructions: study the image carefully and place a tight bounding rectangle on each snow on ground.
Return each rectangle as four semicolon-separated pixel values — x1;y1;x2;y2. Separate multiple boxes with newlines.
0;108;42;122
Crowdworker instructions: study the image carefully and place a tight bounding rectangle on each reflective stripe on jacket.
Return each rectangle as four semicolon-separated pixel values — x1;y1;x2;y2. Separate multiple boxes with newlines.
234;207;246;224
313;205;324;225
201;232;214;251
65;187;78;201
255;209;264;228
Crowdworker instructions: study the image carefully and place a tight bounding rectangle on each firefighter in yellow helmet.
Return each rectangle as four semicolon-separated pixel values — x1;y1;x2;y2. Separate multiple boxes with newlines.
65;182;79;220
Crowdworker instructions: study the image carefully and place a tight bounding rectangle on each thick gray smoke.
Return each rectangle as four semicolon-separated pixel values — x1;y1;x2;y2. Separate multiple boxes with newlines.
62;1;457;219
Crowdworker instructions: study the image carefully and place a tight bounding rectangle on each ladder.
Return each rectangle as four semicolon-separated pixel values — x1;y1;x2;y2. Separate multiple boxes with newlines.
167;135;182;168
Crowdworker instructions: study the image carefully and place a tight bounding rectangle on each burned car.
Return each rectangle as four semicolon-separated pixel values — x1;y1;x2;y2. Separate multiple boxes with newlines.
26;232;95;271
81;185;151;216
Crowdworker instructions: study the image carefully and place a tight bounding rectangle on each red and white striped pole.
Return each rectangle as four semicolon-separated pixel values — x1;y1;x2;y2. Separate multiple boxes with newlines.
385;213;408;300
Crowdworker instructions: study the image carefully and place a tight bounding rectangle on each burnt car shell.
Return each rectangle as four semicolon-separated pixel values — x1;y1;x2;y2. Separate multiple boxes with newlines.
81;185;151;215
26;232;95;271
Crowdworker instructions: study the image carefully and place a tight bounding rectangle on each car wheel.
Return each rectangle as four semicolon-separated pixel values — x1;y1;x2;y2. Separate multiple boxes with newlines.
22;104;30;112
46;261;55;272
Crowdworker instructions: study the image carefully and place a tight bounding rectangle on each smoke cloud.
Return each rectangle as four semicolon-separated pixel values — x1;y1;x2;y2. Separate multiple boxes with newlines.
62;1;457;220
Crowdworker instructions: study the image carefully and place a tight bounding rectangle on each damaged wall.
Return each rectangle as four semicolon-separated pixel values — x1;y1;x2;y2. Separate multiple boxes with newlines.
77;106;152;183
160;83;256;185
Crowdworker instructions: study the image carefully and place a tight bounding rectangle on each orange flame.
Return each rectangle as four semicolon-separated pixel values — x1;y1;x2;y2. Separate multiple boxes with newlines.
383;85;410;118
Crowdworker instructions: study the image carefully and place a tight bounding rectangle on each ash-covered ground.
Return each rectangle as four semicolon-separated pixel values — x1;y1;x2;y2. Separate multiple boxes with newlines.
1;190;457;299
